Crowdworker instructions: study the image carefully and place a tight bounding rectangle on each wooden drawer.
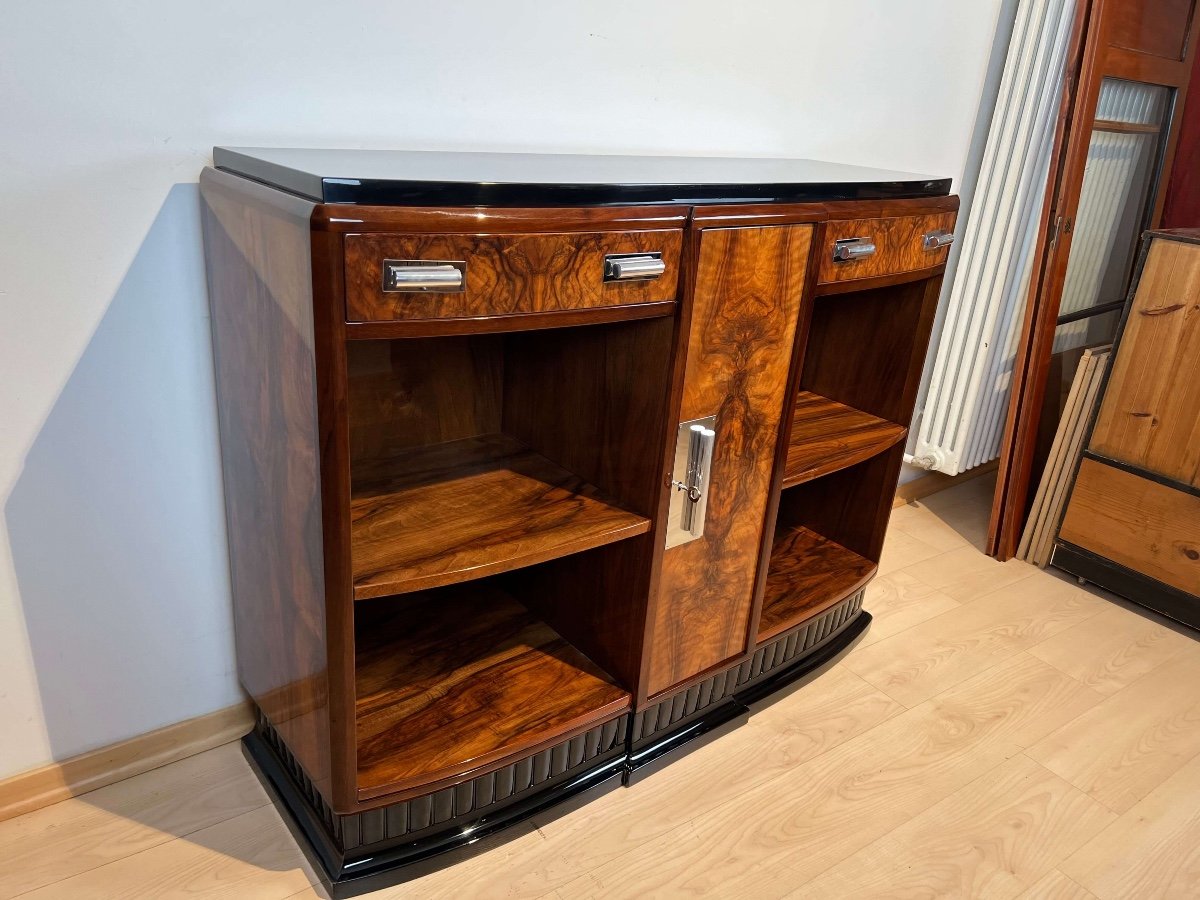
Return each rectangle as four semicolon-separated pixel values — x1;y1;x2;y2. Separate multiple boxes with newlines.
344;230;682;322
1060;458;1200;597
818;212;956;285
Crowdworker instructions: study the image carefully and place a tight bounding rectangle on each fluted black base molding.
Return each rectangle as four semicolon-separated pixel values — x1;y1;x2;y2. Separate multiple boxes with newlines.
246;593;869;898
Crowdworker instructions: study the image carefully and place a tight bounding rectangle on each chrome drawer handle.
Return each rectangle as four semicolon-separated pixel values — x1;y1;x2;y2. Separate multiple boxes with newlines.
603;253;666;282
923;230;955;251
382;259;466;292
832;237;877;262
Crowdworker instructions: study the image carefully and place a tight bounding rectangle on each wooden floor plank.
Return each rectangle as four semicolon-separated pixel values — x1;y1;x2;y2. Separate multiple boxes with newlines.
549;654;1103;896
876;527;944;575
1061;750;1200;899
796;754;1115;898
1028;653;1200;813
1016;869;1102;900
844;575;1105;707
888;503;977;553
0;743;268;899
378;665;903;900
898;543;1039;603
18;804;316;900
855;570;961;647
1028;603;1197;695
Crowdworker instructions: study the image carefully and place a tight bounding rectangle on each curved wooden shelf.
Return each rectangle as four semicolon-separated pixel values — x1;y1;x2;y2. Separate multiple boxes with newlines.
355;584;630;800
350;434;650;600
782;391;907;488
757;525;877;642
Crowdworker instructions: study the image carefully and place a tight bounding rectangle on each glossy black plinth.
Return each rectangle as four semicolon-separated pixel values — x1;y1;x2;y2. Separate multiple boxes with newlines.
246;591;870;896
245;730;626;899
214;147;951;207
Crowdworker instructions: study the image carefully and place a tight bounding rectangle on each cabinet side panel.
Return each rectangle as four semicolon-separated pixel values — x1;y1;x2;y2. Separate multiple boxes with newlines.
200;169;331;797
647;224;812;695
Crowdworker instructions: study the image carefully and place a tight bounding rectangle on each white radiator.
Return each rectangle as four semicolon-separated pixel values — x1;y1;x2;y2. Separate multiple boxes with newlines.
911;0;1077;476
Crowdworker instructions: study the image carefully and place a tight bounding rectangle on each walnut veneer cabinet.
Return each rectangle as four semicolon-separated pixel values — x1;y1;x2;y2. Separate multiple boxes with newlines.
200;147;956;895
1055;228;1200;626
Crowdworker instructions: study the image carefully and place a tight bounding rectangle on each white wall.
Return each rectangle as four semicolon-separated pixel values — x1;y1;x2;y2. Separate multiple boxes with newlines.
0;0;1004;778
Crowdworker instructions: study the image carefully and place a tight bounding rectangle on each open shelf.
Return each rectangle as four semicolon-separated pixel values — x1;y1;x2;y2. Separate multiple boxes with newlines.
355;583;630;799
783;391;907;487
350;433;650;600
757;525;877;643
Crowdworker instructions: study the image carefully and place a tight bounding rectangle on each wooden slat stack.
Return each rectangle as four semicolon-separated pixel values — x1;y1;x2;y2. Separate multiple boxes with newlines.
1018;345;1111;567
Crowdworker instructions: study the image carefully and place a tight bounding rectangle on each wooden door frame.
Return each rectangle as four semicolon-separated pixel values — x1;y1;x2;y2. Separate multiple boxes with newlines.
989;0;1200;559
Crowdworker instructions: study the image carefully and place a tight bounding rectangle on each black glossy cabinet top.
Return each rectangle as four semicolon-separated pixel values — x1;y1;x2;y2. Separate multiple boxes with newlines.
214;147;951;207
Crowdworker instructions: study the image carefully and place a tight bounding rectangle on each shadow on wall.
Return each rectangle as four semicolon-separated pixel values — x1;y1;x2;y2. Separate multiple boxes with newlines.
4;183;243;766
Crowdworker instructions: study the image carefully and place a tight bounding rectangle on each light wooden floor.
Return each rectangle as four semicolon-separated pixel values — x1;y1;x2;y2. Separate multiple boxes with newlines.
4;476;1199;899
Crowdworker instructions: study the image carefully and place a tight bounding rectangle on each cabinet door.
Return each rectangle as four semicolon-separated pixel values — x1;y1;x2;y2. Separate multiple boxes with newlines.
646;224;812;695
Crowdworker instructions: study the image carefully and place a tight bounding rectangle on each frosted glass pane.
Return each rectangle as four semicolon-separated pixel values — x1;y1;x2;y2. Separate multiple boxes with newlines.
1056;78;1172;342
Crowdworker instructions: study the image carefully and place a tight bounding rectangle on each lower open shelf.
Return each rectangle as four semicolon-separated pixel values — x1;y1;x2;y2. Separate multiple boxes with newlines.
354;583;631;801
350;434;650;600
758;525;877;642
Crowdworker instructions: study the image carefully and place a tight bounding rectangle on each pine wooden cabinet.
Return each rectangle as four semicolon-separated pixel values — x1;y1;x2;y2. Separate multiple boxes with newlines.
201;148;955;895
1055;229;1200;624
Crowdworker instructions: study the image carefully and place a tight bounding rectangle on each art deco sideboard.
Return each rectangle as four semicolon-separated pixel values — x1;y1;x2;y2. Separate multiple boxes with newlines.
200;147;957;895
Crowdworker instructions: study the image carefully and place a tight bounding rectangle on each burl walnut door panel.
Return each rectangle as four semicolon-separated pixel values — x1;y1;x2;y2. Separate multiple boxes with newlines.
646;224;812;696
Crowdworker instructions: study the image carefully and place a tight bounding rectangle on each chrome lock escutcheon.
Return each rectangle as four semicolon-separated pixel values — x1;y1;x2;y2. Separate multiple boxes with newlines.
666;415;717;548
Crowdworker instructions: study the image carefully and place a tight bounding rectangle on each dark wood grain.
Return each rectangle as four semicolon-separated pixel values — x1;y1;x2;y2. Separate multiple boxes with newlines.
758;526;877;642
813;264;947;296
1108;0;1194;59
800;276;943;426
309;224;358;811
739;222;826;665
200;168;334;801
343;301;677;339
503;318;672;516
501;316;677;691
783;391;908;487
646;224;812;696
756;224;947;648
354;584;630;799
817;212;957;285
350;434;650;600
344;230;682;322
346;336;503;466
783;440;906;563
1163;49;1200;228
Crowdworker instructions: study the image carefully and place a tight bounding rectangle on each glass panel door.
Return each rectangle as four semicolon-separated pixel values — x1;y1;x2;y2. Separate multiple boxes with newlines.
1054;78;1173;353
